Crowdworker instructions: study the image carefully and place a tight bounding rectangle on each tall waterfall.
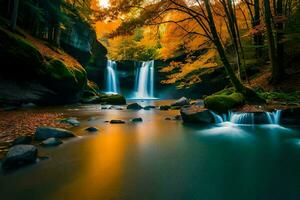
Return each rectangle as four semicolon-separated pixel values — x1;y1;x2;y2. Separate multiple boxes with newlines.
105;60;119;94
134;60;155;99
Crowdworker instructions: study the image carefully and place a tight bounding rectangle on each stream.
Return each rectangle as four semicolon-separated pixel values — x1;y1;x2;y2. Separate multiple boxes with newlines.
0;100;300;200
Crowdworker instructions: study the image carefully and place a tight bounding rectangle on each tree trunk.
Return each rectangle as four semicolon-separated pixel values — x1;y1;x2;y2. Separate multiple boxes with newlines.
264;0;280;83
276;0;285;78
253;0;263;58
54;24;61;47
10;0;19;31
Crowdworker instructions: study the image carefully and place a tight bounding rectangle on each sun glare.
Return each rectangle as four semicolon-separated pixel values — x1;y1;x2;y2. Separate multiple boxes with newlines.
99;0;110;8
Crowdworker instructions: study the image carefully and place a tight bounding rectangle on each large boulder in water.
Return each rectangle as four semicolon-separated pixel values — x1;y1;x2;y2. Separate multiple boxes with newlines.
34;127;75;141
180;105;215;124
280;107;300;125
171;97;190;107
12;136;32;146
2;145;37;170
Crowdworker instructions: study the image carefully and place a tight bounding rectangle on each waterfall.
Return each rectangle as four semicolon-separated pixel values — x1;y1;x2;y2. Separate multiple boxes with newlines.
211;110;282;125
266;110;282;124
134;60;155;99
106;60;119;94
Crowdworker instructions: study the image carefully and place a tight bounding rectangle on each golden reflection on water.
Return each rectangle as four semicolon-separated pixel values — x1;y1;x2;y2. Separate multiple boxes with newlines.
50;125;128;199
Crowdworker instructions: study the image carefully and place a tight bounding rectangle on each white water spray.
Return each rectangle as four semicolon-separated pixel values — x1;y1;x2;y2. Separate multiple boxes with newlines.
106;60;119;94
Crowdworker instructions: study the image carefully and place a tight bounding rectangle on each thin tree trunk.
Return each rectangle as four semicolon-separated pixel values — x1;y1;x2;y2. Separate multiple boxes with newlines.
10;0;19;31
254;0;263;58
276;0;285;78
264;0;280;83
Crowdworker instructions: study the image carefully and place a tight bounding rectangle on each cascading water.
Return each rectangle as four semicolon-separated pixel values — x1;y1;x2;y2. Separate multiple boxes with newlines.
105;60;120;94
134;60;155;99
210;110;282;125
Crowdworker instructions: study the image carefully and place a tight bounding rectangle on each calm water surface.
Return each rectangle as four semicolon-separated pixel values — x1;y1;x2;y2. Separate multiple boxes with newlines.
1;100;300;200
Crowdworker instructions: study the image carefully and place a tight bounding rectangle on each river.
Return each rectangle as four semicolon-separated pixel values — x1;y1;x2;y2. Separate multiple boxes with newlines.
0;100;300;200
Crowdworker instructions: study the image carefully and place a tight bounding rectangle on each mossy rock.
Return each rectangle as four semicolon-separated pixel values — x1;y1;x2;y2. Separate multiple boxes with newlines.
0;27;44;79
82;80;100;99
0;27;87;104
204;92;245;113
99;94;126;105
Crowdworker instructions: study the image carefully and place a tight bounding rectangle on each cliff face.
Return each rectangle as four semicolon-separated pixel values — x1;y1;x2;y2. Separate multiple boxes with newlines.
0;26;87;105
60;20;107;86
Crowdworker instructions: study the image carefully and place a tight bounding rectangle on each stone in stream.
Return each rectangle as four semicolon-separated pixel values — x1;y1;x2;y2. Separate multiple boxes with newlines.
34;127;75;141
160;105;171;110
2;145;38;171
85;127;99;132
174;115;182;120
127;103;143;110
60;117;80;126
131;117;143;122
165;117;172;120
40;138;63;147
180;105;215;124
143;105;156;110
12;136;32;146
110;120;126;124
171;97;190;107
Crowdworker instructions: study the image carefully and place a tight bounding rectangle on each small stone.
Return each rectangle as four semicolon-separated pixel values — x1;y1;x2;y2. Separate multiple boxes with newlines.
60;117;80;126
160;105;170;110
85;127;99;132
131;117;143;122
144;105;156;110
34;127;75;141
127;103;143;110
110;120;125;124
40;138;62;147
165;117;171;120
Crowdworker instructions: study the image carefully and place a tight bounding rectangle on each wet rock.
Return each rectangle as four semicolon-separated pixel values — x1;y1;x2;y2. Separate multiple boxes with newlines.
174;115;182;120
127;103;143;110
144;105;156;110
131;117;143;122
160;105;171;110
170;106;181;110
165;117;171;120
34;127;75;141
280;107;300;125
21;103;36;108
180;105;215;124
110;120;125;124
60;117;80;126
12;136;32;146
104;120;110;123
85;127;99;132
192;100;204;106
40;138;62;147
171;97;190;107
2;145;37;170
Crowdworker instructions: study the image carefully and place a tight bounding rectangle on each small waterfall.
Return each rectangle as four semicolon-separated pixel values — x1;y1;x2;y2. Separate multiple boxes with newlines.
211;110;282;125
210;111;224;123
106;60;119;94
230;112;254;124
266;110;282;124
134;60;155;99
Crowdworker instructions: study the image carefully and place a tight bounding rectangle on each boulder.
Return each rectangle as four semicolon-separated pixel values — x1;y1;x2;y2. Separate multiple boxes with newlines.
171;97;190;107
127;103;143;110
131;117;143;122
280;107;300;125
110;120;125;124
40;138;63;147
85;127;99;132
2;145;37;170
204;92;245;113
12;136;32;146
180;105;215;124
60;117;80;126
34;127;75;141
160;105;171;110
99;94;126;105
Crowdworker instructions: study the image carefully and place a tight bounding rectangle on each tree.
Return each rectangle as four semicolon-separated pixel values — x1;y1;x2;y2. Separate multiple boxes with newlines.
10;0;19;31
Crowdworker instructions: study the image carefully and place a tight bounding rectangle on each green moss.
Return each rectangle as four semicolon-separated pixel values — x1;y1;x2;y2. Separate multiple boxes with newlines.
99;94;126;105
204;92;245;113
258;91;300;104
